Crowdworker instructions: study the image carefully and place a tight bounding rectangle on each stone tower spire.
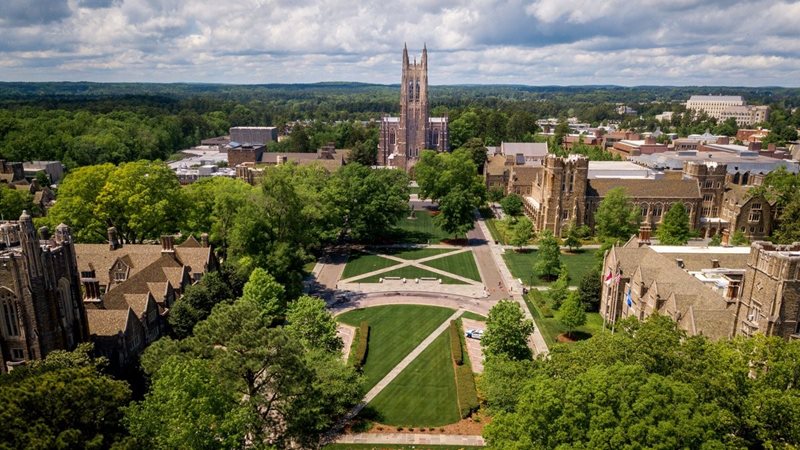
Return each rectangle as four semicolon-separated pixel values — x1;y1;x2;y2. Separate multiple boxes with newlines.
403;42;409;67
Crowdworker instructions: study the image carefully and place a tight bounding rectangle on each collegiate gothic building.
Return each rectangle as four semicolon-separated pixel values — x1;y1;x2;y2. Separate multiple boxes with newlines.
379;44;449;169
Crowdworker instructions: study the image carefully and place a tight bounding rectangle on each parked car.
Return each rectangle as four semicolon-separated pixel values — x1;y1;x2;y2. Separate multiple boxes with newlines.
465;329;484;340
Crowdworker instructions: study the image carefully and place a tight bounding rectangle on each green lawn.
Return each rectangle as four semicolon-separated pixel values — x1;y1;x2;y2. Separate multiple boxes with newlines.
461;311;487;321
386;247;456;260
369;332;460;427
303;261;317;274
325;445;482;450
503;249;598;286
525;290;605;347
342;253;400;279
354;266;467;285
485;218;509;245
393;212;455;244
422;250;482;282
337;305;455;390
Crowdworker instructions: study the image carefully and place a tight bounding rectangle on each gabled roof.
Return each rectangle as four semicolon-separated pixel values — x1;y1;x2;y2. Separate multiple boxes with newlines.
587;178;701;199
85;308;133;336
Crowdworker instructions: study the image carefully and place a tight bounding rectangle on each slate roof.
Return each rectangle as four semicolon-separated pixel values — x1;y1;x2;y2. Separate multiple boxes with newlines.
85;308;132;336
75;244;211;287
587;178;701;199
510;166;542;186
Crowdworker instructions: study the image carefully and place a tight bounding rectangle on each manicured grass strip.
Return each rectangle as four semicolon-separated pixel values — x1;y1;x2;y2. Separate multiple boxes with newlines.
461;311;487;321
454;319;479;418
524;290;605;346
337;305;455;390
325;445;483;450
353;266;466;285
394;212;454;244
503;249;598;286
388;247;456;260
369;332;460;427
342;253;400;279
448;321;462;366
485;218;509;245
346;325;362;367
422;250;482;282
352;321;370;369
303;261;317;274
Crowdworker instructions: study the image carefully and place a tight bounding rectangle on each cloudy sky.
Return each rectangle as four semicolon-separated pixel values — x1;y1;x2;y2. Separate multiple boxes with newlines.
1;0;799;86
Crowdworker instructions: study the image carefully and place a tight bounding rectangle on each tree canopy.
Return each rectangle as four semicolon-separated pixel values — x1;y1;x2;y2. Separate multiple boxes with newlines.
534;230;562;281
595;187;640;241
656;202;692;245
481;299;535;362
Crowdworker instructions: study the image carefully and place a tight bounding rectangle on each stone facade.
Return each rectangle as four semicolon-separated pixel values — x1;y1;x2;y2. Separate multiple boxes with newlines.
0;213;88;373
379;45;448;169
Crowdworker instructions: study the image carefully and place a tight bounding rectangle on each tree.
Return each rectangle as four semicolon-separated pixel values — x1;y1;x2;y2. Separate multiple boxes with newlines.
285;295;343;353
594;187;640;241
548;266;569;310
773;192;800;244
559;292;587;338
323;163;409;242
732;230;749;246
449;110;480;149
140;296;363;449
45;163;115;242
435;187;478;238
168;266;244;339
657;202;692;245
578;267;602;312
415;148;486;205
487;188;505;203
500;193;524;217
482;299;535;361
535;230;562;281
458;137;488;173
183;176;254;250
0;344;131;449
509;216;534;250
348;136;379;166
563;223;582;252
241;268;286;318
94;160;187;243
709;233;722;246
0;187;34;219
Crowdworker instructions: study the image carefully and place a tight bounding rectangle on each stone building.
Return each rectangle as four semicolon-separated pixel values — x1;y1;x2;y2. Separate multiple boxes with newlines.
226;143;265;167
379;44;448;169
75;231;216;367
0;212;88;373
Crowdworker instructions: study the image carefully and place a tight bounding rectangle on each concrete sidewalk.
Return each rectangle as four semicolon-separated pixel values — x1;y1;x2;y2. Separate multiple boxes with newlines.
336;432;485;446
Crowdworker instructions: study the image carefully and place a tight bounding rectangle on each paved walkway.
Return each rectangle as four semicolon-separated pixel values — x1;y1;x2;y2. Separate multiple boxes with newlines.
339;248;481;286
330;294;496;318
336;432;485;446
346;309;465;418
476;217;549;356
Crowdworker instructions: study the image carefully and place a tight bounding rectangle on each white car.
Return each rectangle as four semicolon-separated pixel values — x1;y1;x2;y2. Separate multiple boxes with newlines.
465;329;484;340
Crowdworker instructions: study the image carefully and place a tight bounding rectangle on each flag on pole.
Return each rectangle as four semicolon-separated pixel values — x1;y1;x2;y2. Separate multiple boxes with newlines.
626;288;633;307
604;270;614;286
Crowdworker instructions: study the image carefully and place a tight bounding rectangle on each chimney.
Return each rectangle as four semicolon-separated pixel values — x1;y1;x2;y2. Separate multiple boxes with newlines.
721;228;730;246
107;227;121;251
644;136;656;145
638;222;651;245
160;235;175;254
716;136;729;145
81;270;101;302
200;233;209;248
748;141;762;151
711;259;720;268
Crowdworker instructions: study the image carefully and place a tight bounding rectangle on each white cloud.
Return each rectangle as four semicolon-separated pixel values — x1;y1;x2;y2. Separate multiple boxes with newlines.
0;0;797;85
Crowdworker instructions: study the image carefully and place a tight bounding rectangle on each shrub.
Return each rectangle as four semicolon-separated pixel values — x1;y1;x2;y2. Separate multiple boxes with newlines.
449;320;463;365
352;321;370;369
453;320;480;418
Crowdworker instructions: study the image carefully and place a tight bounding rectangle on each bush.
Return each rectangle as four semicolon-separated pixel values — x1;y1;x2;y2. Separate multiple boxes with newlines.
352;321;370;369
453;320;480;418
449;320;463;366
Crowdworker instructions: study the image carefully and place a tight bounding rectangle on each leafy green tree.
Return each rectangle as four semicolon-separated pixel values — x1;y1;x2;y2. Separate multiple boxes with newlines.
506;110;537;141
657;202;692;245
732;230;749;246
415;148;486;205
487;188;505;203
45;163;115;242
183;176;254;250
348;137;378;166
559;292;587;338
323;163;409;242
509;216;534;250
457;137;488;173
478;356;534;414
563;223;582;252
714;117;739;136
577;267;602;312
548;266;570;309
125;357;248;449
285;295;343;353
0;187;34;220
449;110;480;149
168;266;244;339
500;193;524;217
435;187;478;238
241;268;286;318
0;344;131;449
709;233;722;246
535;230;562;281
595;187;640;241
94;160;186;243
482;299;535;361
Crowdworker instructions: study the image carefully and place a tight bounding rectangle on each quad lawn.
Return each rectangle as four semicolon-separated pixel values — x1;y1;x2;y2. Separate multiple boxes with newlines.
369;332;460;427
337;305;455;390
485;218;509;245
422;250;481;282
393;212;454;244
525;290;604;347
503;248;597;286
353;266;467;285
341;253;400;279
461;311;487;321
385;247;456;260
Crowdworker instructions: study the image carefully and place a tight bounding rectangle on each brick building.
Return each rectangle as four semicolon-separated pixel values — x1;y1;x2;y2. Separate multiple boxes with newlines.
0;213;88;373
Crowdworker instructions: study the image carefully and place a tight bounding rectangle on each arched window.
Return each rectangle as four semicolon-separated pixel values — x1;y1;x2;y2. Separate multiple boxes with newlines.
415;81;420;101
742;172;750;185
432;130;439;147
0;288;20;338
389;130;396;146
408;81;414;101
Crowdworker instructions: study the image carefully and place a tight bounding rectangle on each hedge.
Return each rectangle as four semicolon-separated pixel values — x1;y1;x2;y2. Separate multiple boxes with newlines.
352;321;370;369
453;320;479;418
449;320;463;366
